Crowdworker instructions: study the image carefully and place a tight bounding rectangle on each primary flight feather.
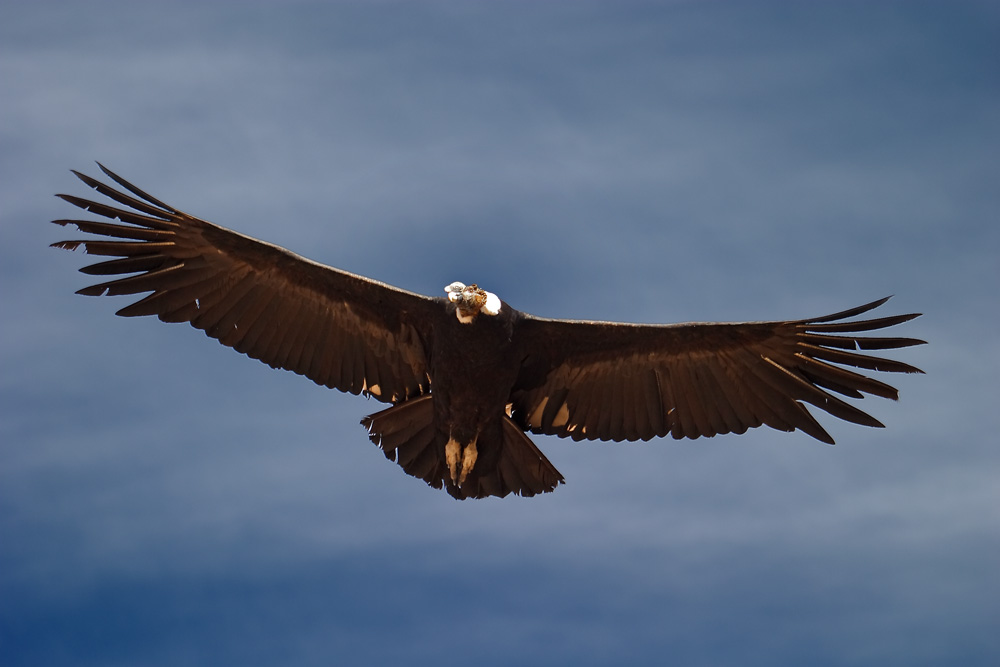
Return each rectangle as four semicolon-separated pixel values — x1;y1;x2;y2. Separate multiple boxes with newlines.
53;165;925;499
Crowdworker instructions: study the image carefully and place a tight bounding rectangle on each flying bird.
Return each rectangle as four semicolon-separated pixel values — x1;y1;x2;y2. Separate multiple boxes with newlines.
52;165;926;499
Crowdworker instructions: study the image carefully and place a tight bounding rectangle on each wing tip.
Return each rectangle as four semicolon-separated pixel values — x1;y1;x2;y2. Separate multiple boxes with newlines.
803;295;893;324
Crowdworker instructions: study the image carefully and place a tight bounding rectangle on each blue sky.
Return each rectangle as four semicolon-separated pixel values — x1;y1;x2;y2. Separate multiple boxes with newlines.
2;1;997;665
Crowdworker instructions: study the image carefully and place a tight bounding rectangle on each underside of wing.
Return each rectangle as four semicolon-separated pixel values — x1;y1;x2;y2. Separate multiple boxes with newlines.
511;298;925;444
52;164;434;402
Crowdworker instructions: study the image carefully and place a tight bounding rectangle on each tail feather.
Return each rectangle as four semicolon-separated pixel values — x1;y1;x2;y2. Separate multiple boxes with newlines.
362;396;445;490
399;426;441;481
448;416;564;499
498;418;565;496
394;421;437;469
361;396;565;499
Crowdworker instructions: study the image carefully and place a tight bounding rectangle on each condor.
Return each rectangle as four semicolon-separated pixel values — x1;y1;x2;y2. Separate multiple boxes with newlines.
52;165;925;499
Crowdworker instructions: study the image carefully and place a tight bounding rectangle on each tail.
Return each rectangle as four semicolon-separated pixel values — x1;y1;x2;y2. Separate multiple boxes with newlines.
361;396;565;499
361;396;444;489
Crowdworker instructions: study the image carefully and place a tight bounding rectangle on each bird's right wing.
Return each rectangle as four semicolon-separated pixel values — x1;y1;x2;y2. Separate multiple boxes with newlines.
52;165;434;403
511;298;925;444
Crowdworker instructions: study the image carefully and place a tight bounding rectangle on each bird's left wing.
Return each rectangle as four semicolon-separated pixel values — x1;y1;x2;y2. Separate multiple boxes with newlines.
511;298;924;444
52;165;433;403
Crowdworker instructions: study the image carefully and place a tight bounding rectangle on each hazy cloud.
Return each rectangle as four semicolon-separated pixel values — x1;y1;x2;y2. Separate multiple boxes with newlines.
2;1;997;665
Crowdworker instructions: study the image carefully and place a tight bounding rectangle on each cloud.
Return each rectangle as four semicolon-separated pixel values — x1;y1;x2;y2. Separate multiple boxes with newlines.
2;1;998;665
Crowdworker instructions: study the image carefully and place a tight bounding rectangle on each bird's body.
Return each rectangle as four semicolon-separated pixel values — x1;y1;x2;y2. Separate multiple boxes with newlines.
53;165;925;499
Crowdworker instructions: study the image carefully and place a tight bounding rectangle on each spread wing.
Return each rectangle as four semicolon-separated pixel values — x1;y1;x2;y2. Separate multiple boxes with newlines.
511;298;924;444
52;164;433;403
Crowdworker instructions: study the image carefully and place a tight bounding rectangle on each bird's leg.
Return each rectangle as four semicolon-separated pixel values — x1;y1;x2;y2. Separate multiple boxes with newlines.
445;432;479;486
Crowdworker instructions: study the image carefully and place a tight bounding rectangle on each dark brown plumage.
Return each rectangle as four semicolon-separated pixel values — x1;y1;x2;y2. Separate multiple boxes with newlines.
52;165;926;499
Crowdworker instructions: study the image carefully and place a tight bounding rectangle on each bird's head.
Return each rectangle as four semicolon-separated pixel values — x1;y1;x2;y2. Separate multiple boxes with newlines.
444;282;501;323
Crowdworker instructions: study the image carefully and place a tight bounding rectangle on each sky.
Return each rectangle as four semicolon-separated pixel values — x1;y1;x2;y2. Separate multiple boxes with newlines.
1;1;998;665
